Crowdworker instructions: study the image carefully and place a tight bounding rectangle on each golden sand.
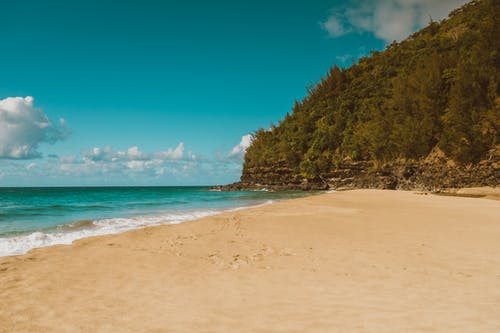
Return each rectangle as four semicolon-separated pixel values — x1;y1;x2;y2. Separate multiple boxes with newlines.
1;190;499;332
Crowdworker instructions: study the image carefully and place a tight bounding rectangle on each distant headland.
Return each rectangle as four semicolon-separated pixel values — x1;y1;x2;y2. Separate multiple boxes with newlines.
216;0;499;192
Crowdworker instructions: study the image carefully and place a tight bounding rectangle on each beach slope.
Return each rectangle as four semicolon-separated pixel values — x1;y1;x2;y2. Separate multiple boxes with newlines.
1;190;499;332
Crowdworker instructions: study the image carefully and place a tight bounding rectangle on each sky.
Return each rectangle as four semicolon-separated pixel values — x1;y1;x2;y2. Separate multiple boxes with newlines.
0;0;467;186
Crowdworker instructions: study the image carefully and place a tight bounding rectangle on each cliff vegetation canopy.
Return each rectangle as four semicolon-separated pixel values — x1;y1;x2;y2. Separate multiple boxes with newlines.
243;0;499;181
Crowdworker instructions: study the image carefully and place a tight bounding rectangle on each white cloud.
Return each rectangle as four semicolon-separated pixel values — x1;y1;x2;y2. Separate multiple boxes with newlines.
0;96;69;159
336;53;353;63
73;143;192;178
155;167;165;176
0;137;250;185
321;0;468;42
154;142;185;160
320;14;352;38
126;160;146;172
82;143;185;163
82;146;114;162
228;134;253;158
186;150;196;161
26;162;36;171
126;146;147;160
59;155;77;164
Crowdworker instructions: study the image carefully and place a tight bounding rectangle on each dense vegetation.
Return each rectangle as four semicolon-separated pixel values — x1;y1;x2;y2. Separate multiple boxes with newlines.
244;0;499;181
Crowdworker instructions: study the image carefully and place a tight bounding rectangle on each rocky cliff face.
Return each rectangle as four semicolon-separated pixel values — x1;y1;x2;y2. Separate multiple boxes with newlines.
221;1;500;192
215;147;499;191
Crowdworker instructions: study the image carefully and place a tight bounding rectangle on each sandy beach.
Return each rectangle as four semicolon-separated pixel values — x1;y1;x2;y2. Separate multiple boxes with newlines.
1;189;499;332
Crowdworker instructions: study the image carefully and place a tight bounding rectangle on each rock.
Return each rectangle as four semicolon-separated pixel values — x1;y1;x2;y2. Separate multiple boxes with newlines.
212;148;499;192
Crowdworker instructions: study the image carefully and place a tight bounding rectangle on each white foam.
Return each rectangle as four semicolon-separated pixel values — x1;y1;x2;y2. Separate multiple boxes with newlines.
252;188;269;192
0;201;274;257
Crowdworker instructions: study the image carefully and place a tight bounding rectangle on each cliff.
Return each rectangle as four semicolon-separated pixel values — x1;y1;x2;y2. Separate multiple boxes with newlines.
218;0;499;191
219;147;498;191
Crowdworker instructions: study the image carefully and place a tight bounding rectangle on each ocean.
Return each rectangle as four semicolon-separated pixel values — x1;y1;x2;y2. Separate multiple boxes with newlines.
0;186;312;257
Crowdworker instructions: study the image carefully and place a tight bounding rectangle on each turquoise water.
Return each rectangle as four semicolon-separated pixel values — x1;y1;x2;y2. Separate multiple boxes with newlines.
0;187;312;256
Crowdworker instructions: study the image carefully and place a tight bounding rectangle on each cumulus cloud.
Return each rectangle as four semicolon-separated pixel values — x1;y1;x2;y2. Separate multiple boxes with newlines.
153;142;184;160
0;137;250;185
320;14;352;38
82;143;187;164
228;134;253;158
82;146;114;162
72;142;194;179
59;155;77;164
320;0;468;42
126;146;148;160
0;96;69;159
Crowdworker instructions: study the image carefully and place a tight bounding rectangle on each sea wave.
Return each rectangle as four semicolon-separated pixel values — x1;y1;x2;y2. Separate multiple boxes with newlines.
0;200;273;257
0;204;112;220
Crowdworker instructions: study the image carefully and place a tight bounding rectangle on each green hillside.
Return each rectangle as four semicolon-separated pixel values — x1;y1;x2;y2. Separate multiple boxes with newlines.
242;0;499;185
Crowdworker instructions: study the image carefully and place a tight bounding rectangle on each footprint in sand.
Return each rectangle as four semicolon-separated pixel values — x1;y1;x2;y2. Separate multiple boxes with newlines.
279;248;294;256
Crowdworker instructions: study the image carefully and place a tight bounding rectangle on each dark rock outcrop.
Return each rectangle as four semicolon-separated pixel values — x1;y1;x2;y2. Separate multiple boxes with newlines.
213;148;499;191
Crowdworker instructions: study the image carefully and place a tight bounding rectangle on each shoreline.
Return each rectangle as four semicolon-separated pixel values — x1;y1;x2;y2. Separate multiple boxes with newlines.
0;197;284;258
3;186;497;259
1;189;499;332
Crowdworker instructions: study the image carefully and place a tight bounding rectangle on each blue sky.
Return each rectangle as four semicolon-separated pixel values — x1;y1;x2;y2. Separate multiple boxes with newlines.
0;0;466;186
